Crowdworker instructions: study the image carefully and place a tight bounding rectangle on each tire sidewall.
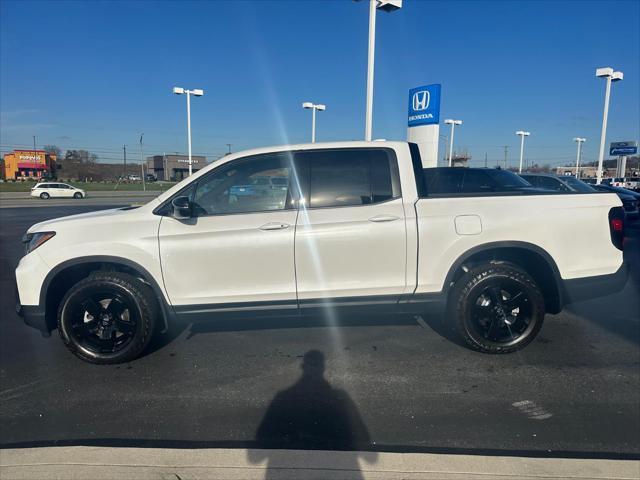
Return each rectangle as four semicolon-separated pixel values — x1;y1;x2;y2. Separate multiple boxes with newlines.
451;264;545;353
40;192;49;199
73;192;82;199
58;276;150;363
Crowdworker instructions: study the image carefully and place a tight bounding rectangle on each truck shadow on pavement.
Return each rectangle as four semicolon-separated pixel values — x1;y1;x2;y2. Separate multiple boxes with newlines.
246;350;377;479
145;314;421;356
566;227;640;346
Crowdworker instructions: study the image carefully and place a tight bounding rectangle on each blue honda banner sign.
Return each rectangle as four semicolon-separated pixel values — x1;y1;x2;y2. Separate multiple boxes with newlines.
408;84;441;127
610;141;638;156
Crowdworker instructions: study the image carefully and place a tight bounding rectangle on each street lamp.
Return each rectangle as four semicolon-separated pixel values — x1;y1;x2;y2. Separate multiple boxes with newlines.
444;119;462;167
595;67;623;184
573;137;586;178
515;131;530;173
302;102;326;143
173;86;204;176
357;0;402;141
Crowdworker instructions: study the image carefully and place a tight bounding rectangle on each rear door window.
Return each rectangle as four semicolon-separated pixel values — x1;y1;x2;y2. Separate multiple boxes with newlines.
424;169;464;194
537;176;566;191
460;170;496;193
297;148;400;208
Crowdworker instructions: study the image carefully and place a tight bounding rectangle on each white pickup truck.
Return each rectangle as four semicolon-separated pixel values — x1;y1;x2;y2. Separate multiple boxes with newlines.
16;141;628;363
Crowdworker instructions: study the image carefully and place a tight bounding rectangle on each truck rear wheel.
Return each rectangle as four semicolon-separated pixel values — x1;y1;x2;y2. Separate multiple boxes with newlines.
57;271;157;364
448;263;545;353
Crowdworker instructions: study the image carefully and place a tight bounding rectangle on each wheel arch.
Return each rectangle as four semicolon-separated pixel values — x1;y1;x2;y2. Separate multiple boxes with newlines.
443;241;565;314
41;256;172;334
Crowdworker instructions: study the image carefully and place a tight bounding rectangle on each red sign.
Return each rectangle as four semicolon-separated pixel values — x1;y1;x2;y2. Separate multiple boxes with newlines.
18;163;48;170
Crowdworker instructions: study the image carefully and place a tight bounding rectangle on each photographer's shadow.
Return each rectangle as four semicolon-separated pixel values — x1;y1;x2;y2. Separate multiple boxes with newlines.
248;350;377;479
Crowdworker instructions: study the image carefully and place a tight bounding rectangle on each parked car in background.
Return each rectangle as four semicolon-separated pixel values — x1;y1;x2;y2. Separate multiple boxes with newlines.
127;175;142;181
626;177;639;191
611;177;639;191
422;167;545;195
30;182;86;200
519;173;596;193
145;173;156;182
592;184;640;220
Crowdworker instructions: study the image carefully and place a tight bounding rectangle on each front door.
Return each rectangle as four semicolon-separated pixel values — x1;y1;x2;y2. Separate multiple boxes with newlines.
294;148;407;304
158;152;300;312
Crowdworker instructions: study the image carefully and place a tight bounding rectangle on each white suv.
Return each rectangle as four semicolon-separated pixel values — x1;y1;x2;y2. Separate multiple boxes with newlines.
31;182;86;199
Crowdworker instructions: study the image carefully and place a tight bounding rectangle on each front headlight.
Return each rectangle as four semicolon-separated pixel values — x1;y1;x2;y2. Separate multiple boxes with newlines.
22;231;56;254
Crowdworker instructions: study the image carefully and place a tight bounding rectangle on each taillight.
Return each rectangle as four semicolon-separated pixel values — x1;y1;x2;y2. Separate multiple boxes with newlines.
608;207;625;251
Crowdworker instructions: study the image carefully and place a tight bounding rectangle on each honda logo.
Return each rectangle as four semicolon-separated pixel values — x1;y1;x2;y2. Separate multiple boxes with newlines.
412;90;430;111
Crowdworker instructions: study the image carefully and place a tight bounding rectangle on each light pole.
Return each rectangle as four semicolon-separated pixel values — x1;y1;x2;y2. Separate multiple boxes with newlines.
139;133;146;191
302;102;326;143
358;0;402;141
515;131;530;173
595;67;623;184
444;119;462;167
573;137;586;178
173;86;204;176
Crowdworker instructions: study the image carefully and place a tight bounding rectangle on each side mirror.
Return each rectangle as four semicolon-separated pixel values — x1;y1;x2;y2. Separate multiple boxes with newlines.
170;196;192;219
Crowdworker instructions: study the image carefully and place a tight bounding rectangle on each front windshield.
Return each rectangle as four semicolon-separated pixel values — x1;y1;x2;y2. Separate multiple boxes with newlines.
485;169;532;188
562;177;597;192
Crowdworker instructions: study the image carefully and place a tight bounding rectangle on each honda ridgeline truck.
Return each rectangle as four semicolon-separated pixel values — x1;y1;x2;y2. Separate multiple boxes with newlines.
16;142;628;363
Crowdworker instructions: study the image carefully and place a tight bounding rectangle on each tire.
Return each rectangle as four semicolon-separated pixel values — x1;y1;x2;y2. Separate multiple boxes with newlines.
447;262;545;354
73;192;83;199
40;192;50;199
57;271;158;364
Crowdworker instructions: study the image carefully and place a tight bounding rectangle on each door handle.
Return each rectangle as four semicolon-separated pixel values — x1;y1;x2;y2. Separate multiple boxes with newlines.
368;215;400;223
259;222;290;231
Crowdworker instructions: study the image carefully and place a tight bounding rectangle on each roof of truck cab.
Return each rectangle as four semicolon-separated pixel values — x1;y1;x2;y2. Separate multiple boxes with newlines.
219;140;408;158
149;141;410;208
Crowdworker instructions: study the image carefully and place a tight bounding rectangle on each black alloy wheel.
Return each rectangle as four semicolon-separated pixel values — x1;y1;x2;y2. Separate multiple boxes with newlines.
469;279;534;345
448;263;545;353
58;272;157;363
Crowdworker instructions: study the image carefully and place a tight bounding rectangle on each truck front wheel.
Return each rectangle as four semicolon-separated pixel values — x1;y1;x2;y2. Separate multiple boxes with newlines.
448;263;545;353
57;271;157;364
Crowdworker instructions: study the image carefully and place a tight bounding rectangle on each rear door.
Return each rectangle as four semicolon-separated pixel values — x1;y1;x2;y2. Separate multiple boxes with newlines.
293;148;406;305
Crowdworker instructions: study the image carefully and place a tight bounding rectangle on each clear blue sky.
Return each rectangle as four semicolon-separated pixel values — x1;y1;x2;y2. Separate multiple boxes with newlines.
1;0;638;167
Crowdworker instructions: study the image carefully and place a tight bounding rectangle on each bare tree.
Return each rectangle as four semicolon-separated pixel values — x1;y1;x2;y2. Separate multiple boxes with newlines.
43;145;62;158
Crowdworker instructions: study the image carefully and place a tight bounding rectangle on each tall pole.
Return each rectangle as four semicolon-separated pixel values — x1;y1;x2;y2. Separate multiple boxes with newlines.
364;0;377;141
503;146;508;169
596;75;612;184
518;134;525;173
448;123;456;167
123;145;127;180
574;138;585;178
226;144;232;155
311;107;317;143
484;153;488;168
140;133;145;191
186;90;193;176
33;135;37;180
163;152;167;181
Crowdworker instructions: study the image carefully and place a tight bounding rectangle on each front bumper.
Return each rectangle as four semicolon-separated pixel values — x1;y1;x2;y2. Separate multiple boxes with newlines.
562;262;629;306
15;279;51;337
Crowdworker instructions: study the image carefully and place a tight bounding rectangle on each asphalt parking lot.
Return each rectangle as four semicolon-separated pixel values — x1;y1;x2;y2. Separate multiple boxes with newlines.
0;200;639;459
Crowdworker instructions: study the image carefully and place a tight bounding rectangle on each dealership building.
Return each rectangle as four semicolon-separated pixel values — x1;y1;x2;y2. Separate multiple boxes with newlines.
1;149;56;180
146;154;207;181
